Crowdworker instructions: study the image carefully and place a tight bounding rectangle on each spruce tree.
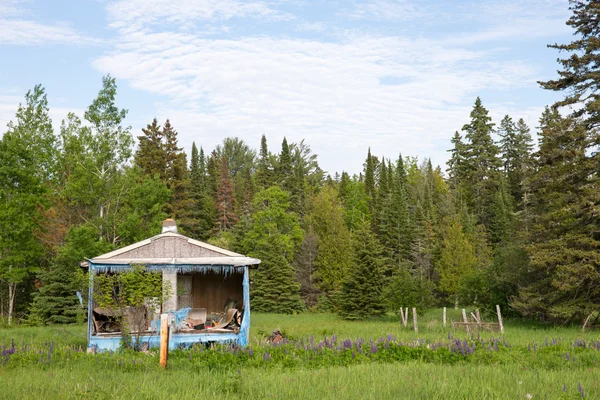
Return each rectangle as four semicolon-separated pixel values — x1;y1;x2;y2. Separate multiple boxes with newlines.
461;97;503;226
214;156;238;233
135;118;164;178
364;148;375;207
539;0;600;129
278;137;293;188
243;187;304;313
498;115;533;204
255;134;272;189
338;220;387;320
512;108;600;322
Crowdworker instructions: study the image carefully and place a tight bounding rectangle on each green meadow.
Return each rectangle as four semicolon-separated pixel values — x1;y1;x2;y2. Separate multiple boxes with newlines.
1;310;599;399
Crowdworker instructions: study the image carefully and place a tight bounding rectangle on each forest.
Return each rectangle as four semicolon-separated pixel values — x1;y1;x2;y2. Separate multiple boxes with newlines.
2;0;600;328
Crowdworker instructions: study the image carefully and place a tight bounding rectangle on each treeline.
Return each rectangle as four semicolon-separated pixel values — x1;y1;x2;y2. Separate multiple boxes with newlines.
2;0;600;325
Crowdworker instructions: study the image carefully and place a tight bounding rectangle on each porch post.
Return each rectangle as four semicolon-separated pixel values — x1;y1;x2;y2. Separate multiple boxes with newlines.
87;264;94;347
239;266;251;346
162;270;178;312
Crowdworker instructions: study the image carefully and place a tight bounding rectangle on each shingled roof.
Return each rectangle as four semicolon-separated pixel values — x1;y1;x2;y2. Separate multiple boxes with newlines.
87;220;260;267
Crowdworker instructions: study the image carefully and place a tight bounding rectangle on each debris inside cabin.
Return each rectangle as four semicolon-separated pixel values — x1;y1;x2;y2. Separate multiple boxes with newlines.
267;329;284;344
93;299;243;335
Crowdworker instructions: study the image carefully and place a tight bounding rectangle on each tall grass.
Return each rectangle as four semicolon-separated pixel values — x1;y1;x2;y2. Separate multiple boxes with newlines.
1;309;599;399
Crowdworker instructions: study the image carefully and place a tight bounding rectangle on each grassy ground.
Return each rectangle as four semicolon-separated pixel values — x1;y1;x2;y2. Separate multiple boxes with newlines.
1;309;599;399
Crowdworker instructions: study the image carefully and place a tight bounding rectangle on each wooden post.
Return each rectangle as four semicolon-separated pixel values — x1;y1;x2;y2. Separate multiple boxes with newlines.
412;307;418;333
404;308;408;328
476;309;481;323
496;305;504;334
159;313;169;369
462;308;469;333
443;307;446;328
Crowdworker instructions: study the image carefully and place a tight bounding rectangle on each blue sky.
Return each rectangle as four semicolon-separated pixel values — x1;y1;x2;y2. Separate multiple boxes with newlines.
0;0;573;174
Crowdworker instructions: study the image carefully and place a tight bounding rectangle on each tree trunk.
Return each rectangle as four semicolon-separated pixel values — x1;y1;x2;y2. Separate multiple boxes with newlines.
8;281;16;326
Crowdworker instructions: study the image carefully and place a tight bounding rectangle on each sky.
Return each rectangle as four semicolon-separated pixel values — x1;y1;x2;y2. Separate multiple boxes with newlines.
0;0;574;175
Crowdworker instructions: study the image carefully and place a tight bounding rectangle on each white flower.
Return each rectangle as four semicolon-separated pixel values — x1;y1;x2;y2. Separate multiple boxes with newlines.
525;394;533;399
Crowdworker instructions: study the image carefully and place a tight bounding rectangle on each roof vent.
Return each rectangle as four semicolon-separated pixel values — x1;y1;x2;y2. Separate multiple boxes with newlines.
162;218;178;233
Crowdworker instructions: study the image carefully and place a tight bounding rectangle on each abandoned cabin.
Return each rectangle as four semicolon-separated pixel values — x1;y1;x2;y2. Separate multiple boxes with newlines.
82;219;260;351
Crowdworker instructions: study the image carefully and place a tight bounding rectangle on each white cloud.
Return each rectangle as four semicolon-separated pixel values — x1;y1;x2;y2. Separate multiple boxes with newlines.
0;93;84;138
341;0;423;21
87;0;568;173
0;0;97;45
0;19;98;45
106;0;292;33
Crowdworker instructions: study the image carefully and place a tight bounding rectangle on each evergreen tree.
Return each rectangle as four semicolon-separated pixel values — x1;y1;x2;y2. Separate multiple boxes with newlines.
437;216;477;306
311;186;353;295
461;97;503;226
338;171;350;201
188;143;214;239
341;176;371;232
277;137;293;188
447;131;467;191
512;108;600;322
539;0;600;129
161;120;195;232
135;118;164;178
255;134;273;189
364;148;375;208
293;226;319;308
243;187;304;313
214;156;238;233
338;220;387;320
32;225;111;324
498;115;533;204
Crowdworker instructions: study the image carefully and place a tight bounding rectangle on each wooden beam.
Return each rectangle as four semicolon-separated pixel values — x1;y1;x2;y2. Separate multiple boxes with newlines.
412;308;418;333
496;305;504;334
159;313;169;369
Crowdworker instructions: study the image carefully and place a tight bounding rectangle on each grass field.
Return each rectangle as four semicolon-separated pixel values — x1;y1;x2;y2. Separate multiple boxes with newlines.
1;309;599;399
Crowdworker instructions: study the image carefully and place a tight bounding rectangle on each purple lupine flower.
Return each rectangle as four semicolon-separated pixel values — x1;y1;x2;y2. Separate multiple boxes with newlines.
263;352;271;362
370;342;378;354
563;384;567;392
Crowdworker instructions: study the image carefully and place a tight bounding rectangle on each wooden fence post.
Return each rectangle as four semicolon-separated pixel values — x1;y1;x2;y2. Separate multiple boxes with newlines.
412;308;418;333
159;313;169;369
462;309;469;333
404;308;409;328
496;305;504;334
443;307;446;328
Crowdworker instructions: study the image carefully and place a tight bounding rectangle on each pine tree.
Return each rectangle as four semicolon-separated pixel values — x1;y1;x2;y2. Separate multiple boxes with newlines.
243;187;304;313
214;156;238;233
338;220;387;320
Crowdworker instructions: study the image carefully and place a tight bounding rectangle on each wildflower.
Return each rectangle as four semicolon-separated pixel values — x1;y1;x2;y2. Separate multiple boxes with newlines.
525;394;532;399
263;352;271;362
563;384;567;392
